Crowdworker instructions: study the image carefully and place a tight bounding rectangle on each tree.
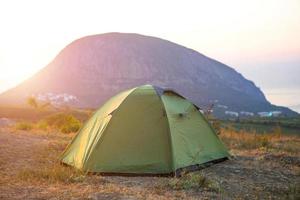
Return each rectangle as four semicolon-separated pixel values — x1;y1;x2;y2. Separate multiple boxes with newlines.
27;96;38;109
26;96;52;111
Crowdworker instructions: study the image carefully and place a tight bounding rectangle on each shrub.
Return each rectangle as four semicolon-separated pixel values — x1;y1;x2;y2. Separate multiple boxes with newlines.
257;135;270;148
60;120;81;133
44;113;82;133
35;120;49;131
168;172;217;191
15;122;33;131
13;113;82;133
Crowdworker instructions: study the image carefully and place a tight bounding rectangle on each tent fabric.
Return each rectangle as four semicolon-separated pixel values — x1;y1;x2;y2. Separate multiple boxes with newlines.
60;85;229;174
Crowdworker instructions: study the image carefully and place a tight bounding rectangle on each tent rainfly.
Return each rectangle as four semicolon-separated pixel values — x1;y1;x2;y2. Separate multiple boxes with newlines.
60;85;229;175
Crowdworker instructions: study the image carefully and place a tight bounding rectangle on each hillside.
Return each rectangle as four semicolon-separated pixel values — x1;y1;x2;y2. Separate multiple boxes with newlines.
0;33;297;117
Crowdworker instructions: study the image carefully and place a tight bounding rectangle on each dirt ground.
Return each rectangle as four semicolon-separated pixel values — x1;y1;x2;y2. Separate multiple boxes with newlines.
0;126;299;200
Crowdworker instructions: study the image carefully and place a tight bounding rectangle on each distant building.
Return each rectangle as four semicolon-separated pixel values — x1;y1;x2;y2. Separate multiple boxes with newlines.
271;111;282;117
225;111;239;117
257;111;282;117
258;112;272;117
240;111;254;116
35;93;78;106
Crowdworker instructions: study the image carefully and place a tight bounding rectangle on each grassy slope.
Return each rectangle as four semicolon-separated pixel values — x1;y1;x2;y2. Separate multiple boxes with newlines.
221;117;300;136
0;106;91;121
225;122;300;135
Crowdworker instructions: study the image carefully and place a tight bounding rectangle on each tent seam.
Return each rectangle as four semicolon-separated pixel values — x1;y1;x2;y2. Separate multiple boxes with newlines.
160;95;176;174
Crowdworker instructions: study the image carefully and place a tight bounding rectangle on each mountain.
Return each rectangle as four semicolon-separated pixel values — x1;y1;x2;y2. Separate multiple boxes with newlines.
0;33;297;117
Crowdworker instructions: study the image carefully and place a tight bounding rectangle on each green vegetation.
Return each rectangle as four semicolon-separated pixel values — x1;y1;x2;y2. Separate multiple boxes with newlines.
43;113;82;133
219;117;300;136
27;96;51;111
27;97;39;109
35;120;49;131
14;113;82;133
238;117;300;129
167;172;220;192
15;122;34;131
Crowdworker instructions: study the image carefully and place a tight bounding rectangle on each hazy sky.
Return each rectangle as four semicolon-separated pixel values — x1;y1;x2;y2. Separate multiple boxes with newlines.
0;0;299;109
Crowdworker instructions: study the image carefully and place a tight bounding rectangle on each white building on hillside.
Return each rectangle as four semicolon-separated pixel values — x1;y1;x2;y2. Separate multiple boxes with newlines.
258;111;282;117
258;112;271;117
240;111;254;116
225;111;239;117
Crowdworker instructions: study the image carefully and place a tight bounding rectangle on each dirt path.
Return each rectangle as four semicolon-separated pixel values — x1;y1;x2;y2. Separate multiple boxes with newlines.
0;128;48;171
0;127;299;199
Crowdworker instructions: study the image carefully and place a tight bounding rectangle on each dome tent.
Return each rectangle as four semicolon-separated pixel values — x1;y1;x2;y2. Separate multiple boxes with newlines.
60;85;229;175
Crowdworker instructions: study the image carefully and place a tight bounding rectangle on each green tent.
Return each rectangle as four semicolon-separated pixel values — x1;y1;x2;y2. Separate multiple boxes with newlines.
60;85;229;175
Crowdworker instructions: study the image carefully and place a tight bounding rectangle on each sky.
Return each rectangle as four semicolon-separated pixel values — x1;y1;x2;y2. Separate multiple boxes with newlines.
0;0;299;110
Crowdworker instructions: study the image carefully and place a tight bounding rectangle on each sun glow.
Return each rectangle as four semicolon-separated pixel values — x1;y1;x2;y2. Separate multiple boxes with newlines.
0;0;299;106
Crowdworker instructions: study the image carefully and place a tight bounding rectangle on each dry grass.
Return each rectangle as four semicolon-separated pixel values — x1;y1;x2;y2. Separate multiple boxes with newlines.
18;165;85;183
293;166;300;176
220;127;300;155
4;128;85;184
15;121;34;131
17;135;83;183
166;172;221;192
1;125;299;199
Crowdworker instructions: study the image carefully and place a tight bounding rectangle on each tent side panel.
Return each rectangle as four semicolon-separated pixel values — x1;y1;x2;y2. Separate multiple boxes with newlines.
60;88;134;169
85;86;173;173
161;93;229;170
